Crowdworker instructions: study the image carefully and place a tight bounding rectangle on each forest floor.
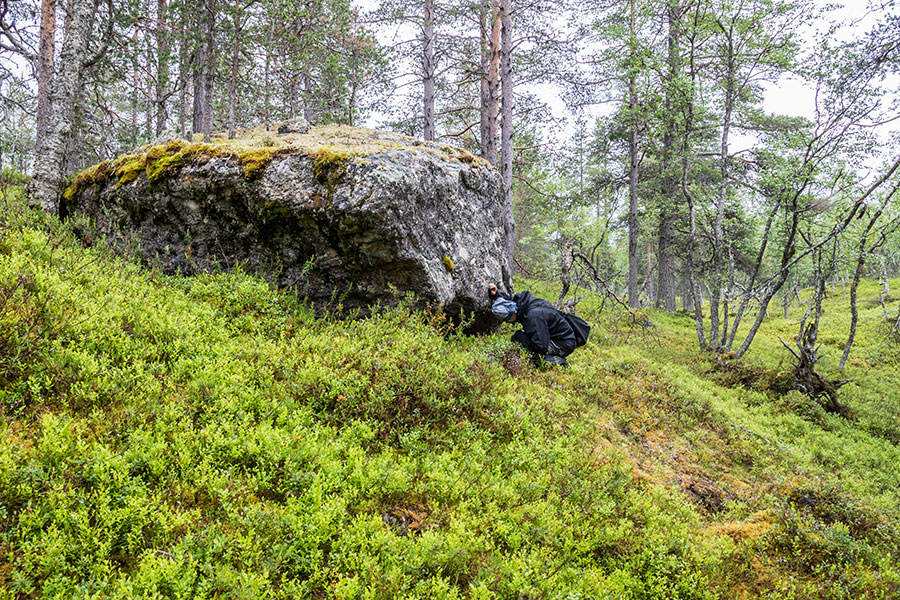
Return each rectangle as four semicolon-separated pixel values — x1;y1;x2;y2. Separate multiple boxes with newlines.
2;188;899;599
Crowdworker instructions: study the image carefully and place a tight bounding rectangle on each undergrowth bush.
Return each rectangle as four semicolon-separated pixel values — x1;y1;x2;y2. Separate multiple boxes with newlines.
1;192;899;598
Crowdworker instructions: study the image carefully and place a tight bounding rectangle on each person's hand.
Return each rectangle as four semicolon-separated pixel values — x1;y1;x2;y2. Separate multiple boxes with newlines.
488;283;498;298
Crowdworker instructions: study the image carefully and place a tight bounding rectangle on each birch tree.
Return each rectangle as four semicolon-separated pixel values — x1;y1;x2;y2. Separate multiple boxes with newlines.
29;0;111;213
706;0;805;349
840;181;900;371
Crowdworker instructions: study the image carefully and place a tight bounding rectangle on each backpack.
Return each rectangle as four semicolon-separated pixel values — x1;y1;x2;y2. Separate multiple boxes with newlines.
562;312;591;347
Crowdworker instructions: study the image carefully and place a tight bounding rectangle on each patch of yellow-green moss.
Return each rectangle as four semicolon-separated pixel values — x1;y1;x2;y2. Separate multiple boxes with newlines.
451;149;485;166
309;146;354;207
237;147;282;179
104;139;285;186
311;146;351;185
114;152;150;186
442;256;455;273
146;153;186;183
143;140;191;182
62;160;114;204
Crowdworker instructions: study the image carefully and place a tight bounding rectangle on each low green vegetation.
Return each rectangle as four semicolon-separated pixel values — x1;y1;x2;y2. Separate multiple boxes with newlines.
2;189;899;599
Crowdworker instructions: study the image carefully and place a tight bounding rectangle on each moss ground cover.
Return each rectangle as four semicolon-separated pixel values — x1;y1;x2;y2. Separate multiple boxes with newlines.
1;190;899;598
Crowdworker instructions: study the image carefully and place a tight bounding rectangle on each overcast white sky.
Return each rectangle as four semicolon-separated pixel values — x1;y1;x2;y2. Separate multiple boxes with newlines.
759;0;885;115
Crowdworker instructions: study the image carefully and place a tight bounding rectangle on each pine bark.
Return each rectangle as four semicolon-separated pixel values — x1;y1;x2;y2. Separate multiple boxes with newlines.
680;5;705;349
177;10;190;137
657;204;677;311
193;0;216;141
710;28;736;349
656;1;682;313
263;17;274;130
228;4;242;139
499;0;514;278
155;0;169;136
479;0;500;164
131;23;140;146
627;0;639;308
36;0;57;148
423;0;436;141
30;0;95;213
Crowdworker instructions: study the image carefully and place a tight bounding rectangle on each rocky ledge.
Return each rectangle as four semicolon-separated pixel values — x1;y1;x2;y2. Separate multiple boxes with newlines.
63;125;514;329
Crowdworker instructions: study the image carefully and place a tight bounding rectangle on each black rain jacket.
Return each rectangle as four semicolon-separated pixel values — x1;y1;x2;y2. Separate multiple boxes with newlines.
499;290;576;355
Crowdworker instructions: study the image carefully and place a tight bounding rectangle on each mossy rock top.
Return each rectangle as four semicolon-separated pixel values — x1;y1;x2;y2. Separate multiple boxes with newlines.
64;125;489;205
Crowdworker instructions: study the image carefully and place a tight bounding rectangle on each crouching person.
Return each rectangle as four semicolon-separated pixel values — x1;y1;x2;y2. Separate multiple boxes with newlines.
489;283;577;367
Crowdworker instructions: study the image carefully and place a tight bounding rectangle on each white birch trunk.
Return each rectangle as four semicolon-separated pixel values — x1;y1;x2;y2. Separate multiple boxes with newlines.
30;0;95;213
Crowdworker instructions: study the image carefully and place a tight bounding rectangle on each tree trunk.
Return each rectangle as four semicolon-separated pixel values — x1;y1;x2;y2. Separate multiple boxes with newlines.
302;73;312;122
193;0;215;141
721;250;735;347
131;22;140;146
36;0;57;148
735;191;803;358
657;1;682;313
29;0;95;214
228;6;242;139
479;0;500;164
423;0;436;141
203;0;216;139
155;0;169;136
192;29;205;133
557;241;573;308
264;17;273;130
67;91;87;172
710;40;735;348
500;0;513;277
680;9;705;349
646;239;655;306
657;211;677;310
784;264;848;415
177;6;190;137
63;0;73;39
726;198;779;349
839;193;894;370
683;159;706;348
840;252;864;371
627;0;640;309
143;0;154;142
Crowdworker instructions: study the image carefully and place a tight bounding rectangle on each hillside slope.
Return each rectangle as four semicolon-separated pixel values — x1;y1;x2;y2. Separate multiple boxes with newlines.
2;191;899;599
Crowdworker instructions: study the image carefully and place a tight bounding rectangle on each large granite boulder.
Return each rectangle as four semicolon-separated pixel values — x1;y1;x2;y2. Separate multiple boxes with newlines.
62;125;514;329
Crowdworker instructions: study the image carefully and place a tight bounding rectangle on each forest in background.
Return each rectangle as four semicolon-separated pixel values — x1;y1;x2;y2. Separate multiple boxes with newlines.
2;0;900;369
